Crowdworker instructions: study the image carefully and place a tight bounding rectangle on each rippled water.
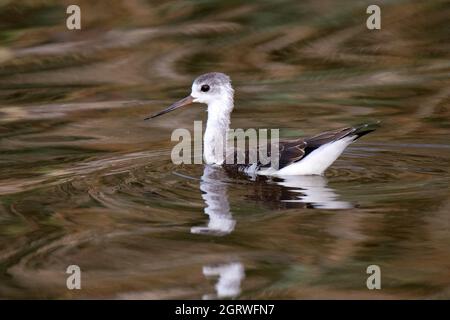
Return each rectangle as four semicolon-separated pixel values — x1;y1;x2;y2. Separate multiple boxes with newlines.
0;0;449;299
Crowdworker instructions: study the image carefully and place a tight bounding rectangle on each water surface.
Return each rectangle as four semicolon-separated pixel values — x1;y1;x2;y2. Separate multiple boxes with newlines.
0;0;449;299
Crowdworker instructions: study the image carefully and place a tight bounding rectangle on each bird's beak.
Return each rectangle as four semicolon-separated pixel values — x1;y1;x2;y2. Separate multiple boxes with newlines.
145;95;195;120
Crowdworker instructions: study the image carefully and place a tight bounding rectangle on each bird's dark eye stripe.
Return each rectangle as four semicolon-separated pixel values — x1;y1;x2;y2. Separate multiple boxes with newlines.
201;84;210;92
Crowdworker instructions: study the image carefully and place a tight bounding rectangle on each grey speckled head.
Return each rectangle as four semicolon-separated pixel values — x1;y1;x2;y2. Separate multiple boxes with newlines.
194;72;231;86
146;72;234;119
189;72;234;106
192;72;232;95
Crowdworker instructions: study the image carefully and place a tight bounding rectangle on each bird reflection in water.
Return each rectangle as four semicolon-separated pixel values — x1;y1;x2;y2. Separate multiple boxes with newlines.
274;175;353;209
191;165;352;298
190;165;236;235
202;262;245;300
191;166;352;235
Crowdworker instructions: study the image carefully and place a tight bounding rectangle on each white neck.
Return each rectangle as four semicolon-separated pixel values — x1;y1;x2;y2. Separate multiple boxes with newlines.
203;94;234;165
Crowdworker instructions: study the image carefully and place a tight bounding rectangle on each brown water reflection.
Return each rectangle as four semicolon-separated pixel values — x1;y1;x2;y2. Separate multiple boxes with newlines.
0;0;449;299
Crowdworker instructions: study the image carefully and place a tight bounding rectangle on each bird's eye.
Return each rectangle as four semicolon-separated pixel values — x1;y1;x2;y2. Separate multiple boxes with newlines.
201;84;210;92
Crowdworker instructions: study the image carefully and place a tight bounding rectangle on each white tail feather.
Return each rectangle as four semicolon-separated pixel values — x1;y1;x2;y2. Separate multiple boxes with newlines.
272;136;355;175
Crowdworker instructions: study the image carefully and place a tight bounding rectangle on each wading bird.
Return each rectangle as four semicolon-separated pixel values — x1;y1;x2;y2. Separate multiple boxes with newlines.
147;72;378;175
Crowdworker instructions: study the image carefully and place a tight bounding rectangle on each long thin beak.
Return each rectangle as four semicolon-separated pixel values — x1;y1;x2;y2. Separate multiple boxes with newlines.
145;95;195;120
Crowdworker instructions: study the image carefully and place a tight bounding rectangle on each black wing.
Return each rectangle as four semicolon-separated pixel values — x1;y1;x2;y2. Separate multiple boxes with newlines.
225;123;379;172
